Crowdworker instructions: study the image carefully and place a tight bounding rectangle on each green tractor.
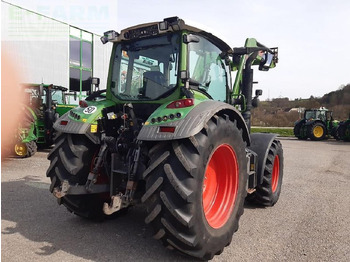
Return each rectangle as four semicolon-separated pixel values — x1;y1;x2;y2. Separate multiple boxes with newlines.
293;108;339;141
14;84;76;157
47;17;283;260
337;113;350;141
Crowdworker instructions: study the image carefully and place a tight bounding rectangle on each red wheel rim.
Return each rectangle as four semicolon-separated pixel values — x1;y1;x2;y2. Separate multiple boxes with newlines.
202;144;238;229
271;155;280;193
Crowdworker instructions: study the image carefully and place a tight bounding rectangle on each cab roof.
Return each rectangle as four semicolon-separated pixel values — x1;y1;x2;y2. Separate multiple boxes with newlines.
103;17;232;54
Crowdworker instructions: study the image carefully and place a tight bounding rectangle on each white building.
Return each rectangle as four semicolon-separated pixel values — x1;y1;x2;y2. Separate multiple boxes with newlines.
1;1;112;103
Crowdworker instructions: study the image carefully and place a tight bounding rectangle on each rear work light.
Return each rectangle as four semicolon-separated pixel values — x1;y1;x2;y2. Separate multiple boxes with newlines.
166;99;194;109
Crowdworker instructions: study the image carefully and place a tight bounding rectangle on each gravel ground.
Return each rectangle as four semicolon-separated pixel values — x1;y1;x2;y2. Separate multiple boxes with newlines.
2;138;350;262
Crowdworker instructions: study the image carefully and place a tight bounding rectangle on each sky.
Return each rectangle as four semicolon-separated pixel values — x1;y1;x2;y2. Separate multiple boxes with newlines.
3;0;350;101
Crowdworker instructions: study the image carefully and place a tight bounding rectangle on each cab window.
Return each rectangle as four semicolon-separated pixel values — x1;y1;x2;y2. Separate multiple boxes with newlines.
188;36;229;101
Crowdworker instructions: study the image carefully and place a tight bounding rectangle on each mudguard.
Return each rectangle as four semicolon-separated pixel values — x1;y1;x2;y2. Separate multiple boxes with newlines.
304;119;323;127
137;100;251;145
53;112;100;144
19;105;38;143
53;99;116;144
293;119;306;137
249;133;277;185
21;123;37;143
294;119;304;126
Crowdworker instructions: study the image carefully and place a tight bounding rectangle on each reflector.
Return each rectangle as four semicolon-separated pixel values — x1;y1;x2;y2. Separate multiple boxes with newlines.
159;126;176;133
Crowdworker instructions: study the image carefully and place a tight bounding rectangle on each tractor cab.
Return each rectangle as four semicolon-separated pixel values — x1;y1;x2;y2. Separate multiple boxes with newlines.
14;84;77;157
100;17;277;111
104;21;232;103
294;107;339;140
304;109;327;122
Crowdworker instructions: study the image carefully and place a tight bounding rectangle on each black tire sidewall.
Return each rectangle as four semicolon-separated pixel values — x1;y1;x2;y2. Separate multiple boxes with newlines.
190;118;247;249
246;140;284;207
144;117;248;259
269;141;284;205
293;120;305;138
26;140;37;157
47;133;109;219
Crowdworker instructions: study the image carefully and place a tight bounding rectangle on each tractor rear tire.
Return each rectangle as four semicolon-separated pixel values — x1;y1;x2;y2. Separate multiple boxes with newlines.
345;123;350;141
47;133;110;220
293;122;303;139
308;122;326;141
142;115;247;260
15;141;37;157
26;140;37;157
338;122;350;141
246;140;283;206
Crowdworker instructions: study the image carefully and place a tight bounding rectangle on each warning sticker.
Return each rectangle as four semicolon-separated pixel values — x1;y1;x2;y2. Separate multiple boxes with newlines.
83;106;97;114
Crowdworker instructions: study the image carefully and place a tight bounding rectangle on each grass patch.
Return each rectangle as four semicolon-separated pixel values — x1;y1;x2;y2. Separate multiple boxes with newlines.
251;127;294;137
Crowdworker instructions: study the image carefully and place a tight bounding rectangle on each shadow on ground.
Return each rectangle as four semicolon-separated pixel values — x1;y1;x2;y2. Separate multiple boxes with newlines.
1;176;196;262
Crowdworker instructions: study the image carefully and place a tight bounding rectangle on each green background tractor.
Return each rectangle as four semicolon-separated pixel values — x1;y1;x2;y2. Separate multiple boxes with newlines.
336;113;350;141
14;84;76;157
293;108;339;141
47;17;283;260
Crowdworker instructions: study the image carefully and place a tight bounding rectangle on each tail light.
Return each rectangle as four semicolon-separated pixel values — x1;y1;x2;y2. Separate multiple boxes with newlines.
166;99;194;109
79;100;88;108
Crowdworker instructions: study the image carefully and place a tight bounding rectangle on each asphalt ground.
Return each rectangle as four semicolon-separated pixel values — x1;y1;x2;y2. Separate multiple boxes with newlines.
2;138;350;261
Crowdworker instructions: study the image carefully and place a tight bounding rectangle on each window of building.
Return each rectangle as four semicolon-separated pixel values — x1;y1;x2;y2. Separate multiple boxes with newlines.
69;27;93;93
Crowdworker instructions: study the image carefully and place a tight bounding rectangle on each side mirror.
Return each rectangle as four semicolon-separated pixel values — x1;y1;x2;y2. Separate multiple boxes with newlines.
91;77;100;91
180;70;190;82
91;77;100;86
259;52;274;71
252;89;262;108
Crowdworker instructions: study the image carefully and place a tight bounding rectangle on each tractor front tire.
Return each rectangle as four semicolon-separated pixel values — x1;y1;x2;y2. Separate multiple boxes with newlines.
308;122;326;141
142;115;247;260
246;140;284;206
47;133;109;220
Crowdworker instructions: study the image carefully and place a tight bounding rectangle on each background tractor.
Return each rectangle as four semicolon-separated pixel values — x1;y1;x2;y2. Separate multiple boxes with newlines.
14;84;76;157
47;17;283;260
337;113;350;141
293;107;339;141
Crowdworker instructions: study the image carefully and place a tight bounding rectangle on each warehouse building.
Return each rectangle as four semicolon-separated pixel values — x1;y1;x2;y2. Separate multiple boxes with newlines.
1;1;112;104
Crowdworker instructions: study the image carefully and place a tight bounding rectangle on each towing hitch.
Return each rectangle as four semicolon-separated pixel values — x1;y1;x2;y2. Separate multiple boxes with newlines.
103;195;124;215
52;179;109;198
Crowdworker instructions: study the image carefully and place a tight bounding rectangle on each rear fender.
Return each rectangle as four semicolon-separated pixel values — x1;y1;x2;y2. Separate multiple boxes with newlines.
20;106;38;143
294;119;305;127
304;119;323;127
137;100;251;145
294;119;306;137
249;133;277;185
53;100;115;144
21;123;37;143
